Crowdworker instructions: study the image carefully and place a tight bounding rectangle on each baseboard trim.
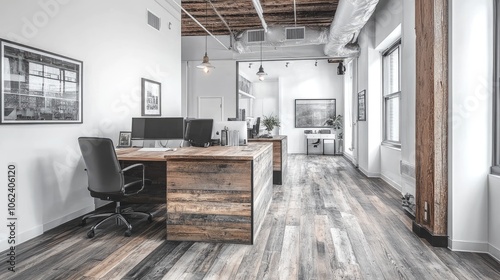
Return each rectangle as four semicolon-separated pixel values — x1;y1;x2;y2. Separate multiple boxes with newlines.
448;238;489;253
0;224;43;252
489;244;500;262
381;174;402;192
412;221;448;247
0;205;95;252
43;205;95;232
448;239;500;262
343;153;356;166
358;166;380;178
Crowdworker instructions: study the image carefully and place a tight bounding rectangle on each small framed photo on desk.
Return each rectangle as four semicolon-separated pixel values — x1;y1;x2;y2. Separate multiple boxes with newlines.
117;131;132;148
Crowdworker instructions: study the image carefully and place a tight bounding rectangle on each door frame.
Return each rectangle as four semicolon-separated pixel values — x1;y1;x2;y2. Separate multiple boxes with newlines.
198;96;224;121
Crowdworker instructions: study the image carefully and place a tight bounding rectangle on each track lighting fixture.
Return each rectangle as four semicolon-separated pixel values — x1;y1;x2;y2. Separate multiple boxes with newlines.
337;62;346;75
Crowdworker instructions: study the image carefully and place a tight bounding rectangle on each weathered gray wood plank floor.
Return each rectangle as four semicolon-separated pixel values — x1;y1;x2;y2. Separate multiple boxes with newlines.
1;155;499;279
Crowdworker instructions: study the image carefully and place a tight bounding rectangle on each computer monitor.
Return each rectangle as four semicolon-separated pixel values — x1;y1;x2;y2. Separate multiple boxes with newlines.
184;119;214;147
131;117;184;140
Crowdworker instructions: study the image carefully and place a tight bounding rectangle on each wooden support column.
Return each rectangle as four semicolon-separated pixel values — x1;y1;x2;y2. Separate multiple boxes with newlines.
413;0;448;247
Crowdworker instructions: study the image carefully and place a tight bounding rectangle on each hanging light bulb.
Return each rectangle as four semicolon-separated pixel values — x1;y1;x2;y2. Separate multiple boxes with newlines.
256;41;267;81
197;1;214;73
198;52;212;73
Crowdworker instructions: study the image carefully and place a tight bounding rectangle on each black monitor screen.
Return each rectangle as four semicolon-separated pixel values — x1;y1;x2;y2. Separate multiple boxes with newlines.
184;119;213;147
131;117;184;140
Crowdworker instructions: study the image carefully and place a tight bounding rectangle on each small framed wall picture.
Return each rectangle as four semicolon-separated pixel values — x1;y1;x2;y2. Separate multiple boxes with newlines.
117;131;132;148
141;78;161;116
358;90;366;121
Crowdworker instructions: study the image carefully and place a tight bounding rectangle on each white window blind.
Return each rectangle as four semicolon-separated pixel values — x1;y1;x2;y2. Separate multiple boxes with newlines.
383;43;401;145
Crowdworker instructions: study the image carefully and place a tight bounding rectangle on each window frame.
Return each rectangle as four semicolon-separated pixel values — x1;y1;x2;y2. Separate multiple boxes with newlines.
492;0;500;174
382;40;402;148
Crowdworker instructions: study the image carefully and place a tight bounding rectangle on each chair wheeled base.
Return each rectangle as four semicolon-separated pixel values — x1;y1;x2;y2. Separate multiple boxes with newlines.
81;201;152;238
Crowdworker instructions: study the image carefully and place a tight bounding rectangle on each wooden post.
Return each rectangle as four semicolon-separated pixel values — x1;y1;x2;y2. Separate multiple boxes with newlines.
413;0;448;247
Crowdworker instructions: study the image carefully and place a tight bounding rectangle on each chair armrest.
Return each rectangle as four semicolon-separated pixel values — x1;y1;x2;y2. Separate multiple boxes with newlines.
122;163;145;196
122;163;144;173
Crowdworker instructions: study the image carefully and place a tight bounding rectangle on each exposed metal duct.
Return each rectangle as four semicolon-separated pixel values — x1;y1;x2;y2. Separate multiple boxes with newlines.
233;26;329;54
323;0;379;57
232;0;378;57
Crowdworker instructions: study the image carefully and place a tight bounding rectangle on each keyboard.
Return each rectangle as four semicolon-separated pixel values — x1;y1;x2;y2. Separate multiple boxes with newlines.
138;147;176;152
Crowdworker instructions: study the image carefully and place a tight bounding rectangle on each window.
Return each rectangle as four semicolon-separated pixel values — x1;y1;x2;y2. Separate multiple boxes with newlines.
383;42;401;146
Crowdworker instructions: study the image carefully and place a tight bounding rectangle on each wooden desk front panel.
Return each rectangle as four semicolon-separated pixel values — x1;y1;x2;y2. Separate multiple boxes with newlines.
252;144;273;241
166;159;253;243
119;160;166;204
249;136;287;185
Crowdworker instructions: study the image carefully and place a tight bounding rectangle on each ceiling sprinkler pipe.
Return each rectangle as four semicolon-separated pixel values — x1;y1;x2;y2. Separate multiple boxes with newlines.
323;0;379;57
252;0;268;32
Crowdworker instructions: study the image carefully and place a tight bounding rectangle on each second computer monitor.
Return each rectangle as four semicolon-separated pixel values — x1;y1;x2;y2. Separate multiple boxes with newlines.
131;117;184;140
184;118;214;147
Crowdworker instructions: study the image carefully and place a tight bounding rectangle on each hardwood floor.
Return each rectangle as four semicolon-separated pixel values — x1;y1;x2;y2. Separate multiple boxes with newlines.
1;155;499;279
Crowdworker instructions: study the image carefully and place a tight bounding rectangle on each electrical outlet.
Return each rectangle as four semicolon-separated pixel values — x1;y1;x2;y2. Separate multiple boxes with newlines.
424;201;428;222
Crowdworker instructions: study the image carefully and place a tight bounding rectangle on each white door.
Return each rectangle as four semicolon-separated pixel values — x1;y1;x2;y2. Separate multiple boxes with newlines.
198;97;223;121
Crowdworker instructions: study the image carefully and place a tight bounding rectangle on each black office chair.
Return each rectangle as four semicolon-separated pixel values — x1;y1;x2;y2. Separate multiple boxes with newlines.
78;137;153;238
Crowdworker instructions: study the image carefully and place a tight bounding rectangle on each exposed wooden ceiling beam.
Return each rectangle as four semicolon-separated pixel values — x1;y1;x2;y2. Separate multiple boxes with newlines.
181;0;339;36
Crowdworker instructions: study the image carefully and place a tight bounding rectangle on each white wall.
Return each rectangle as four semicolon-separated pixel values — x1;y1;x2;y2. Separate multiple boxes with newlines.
380;146;402;191
185;60;237;120
275;60;344;154
400;0;416;196
448;0;493;253
375;0;404;190
355;0;408;185
488;175;500;261
253;80;279;122
0;0;181;251
356;18;382;177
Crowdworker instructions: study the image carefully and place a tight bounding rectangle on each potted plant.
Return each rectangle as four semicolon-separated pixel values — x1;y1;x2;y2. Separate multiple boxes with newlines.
324;114;343;154
261;114;281;137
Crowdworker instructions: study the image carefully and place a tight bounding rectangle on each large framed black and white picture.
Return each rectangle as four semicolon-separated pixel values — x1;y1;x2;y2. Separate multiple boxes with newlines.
1;39;83;124
295;99;336;128
141;78;161;116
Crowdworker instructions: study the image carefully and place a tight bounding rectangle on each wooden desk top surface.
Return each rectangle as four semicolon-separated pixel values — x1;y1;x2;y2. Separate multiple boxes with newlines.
248;135;287;142
116;142;272;161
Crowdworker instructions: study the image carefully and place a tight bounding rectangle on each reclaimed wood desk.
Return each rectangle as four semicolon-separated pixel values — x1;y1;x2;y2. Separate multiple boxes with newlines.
248;135;288;185
116;142;273;244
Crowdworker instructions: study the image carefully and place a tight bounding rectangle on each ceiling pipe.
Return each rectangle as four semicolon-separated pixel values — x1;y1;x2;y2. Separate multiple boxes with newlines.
323;0;379;57
293;0;297;26
172;0;230;50
208;0;234;49
252;0;268;32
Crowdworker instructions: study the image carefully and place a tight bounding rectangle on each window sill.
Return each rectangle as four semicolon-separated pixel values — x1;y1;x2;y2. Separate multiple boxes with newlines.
491;166;500;176
381;141;401;150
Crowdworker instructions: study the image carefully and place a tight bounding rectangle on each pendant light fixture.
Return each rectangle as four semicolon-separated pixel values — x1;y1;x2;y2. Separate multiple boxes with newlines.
196;0;214;73
256;41;267;81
